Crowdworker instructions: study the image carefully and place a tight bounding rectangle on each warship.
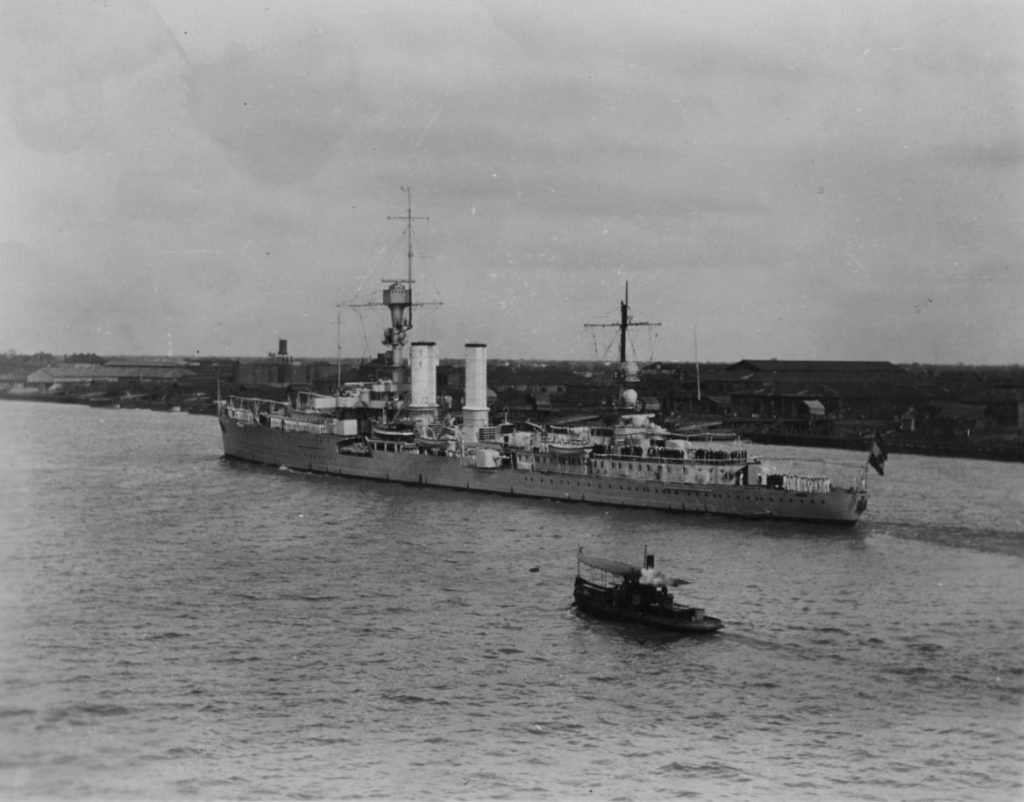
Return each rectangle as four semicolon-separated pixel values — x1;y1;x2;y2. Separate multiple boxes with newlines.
220;192;871;524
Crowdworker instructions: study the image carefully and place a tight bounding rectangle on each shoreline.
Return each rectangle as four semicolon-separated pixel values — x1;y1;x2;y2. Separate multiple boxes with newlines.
4;392;1021;463
741;430;1024;463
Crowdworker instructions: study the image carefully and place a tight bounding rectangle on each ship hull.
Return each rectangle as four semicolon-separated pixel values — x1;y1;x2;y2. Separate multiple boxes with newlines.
220;416;865;524
573;587;724;634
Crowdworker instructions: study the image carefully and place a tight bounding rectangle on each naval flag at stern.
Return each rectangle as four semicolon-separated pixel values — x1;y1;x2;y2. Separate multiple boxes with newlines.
869;431;888;476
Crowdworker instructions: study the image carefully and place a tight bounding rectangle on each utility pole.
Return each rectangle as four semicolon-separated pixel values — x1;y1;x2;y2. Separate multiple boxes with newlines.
336;303;342;391
694;324;701;402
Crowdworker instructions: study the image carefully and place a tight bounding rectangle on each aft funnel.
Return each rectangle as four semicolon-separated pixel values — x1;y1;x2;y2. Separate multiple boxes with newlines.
461;343;489;443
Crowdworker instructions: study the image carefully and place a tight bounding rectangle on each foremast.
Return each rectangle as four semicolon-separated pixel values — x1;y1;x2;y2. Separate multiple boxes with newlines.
380;186;428;386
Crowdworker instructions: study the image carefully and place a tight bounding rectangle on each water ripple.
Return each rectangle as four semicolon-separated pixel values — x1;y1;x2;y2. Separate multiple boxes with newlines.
0;403;1020;801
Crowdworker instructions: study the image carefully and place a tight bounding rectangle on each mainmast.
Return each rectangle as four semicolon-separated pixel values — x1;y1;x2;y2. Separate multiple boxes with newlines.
618;283;630;365
585;281;661;392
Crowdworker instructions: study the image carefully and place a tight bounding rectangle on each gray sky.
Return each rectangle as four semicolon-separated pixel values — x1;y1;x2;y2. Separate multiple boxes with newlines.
2;0;1022;363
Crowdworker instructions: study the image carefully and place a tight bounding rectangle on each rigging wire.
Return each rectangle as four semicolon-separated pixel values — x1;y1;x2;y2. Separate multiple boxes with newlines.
589;328;617;362
355;307;373;359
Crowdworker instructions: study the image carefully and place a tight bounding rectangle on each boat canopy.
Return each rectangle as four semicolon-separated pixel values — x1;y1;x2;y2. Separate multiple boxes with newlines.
578;553;641;579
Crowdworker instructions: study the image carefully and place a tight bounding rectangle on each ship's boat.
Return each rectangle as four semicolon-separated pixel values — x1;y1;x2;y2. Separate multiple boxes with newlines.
371;423;416;442
544;425;595;456
415;423;458;454
218;190;875;525
573;549;724;634
546;441;594;457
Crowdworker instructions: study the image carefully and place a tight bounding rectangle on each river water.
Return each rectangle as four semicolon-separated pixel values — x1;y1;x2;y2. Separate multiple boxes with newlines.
0;400;1021;801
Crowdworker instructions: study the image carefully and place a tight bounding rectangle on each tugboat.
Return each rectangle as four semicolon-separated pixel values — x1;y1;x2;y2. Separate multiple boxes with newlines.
573;548;724;634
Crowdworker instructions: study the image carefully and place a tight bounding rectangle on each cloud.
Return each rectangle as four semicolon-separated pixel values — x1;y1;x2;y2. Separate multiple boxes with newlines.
1;0;1021;363
1;0;179;151
187;35;361;184
939;140;1024;170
